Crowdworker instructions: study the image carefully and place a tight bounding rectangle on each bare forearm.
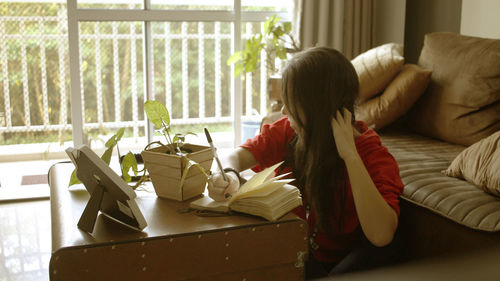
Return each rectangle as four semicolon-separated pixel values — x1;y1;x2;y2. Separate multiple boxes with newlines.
344;154;398;247
224;147;257;172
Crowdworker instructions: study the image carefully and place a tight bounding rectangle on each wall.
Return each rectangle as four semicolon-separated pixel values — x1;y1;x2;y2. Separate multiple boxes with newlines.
461;0;500;39
403;0;462;63
373;0;499;63
373;0;406;46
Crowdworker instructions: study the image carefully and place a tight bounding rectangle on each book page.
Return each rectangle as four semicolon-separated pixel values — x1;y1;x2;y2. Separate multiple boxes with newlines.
229;162;289;203
230;184;302;221
230;178;294;201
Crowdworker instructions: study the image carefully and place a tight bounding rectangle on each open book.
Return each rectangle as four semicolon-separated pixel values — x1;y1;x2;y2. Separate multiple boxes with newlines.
190;162;302;221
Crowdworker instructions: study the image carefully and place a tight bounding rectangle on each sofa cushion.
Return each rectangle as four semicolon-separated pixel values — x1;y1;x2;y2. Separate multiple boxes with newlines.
352;43;404;103
380;130;500;232
443;131;500;197
407;32;500;146
356;64;431;130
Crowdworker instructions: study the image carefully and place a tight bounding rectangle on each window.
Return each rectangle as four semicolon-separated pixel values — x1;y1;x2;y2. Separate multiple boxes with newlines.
0;0;292;153
67;0;293;148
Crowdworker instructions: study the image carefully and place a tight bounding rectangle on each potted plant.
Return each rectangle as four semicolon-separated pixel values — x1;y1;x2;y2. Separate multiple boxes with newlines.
227;15;300;77
141;100;213;201
227;15;300;115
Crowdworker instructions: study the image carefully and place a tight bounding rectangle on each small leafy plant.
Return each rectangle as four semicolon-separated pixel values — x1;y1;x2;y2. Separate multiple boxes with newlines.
144;100;196;155
68;128;141;187
227;15;300;77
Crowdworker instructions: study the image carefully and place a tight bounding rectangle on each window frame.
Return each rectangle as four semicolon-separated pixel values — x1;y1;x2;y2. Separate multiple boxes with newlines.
67;0;290;146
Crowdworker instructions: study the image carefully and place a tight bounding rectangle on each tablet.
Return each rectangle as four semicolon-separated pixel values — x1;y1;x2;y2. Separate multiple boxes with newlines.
66;145;147;233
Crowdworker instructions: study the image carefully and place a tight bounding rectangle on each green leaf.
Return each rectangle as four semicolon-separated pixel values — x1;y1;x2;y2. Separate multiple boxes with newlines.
245;35;263;54
115;128;125;141
283;22;292;33
144;100;170;129
122;172;131;182
245;38;255;50
273;26;285;37
264;17;271;34
105;133;116;148
234;63;244;77
246;56;259;72
68;169;81;187
121;152;138;182
276;46;288;59
101;146;113;165
264;15;281;34
227;51;242;65
178;157;210;190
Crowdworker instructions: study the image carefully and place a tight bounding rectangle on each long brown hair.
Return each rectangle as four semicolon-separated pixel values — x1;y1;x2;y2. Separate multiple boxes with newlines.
282;47;359;232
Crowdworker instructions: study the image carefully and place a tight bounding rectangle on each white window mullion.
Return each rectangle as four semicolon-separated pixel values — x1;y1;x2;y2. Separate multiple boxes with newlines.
130;23;139;138
39;20;50;126
112;22;121;122
143;0;154;142
232;0;243;146
259;22;267;116
245;22;252;117
198;22;205;119
215;22;221;119
78;38;85;131
149;29;156;102
95;22;103;126
181;22;188;119
20;21;31;128
260;47;267;116
57;10;67;129
68;0;84;145
164;22;172;114
76;9;286;23
241;11;289;22
76;9;234;22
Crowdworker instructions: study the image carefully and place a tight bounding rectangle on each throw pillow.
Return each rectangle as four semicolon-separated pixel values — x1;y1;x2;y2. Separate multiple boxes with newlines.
351;43;404;103
356;64;432;130
407;32;500;146
443;131;500;197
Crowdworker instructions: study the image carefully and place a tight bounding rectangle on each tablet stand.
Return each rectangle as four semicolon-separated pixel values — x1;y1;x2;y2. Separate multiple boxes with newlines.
66;145;147;233
77;183;105;233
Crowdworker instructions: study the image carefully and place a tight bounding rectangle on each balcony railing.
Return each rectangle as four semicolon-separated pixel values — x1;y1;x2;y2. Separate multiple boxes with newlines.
1;3;282;148
1;13;71;135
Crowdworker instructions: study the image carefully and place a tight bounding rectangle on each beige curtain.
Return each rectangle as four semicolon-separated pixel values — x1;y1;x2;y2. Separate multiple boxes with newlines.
293;0;374;59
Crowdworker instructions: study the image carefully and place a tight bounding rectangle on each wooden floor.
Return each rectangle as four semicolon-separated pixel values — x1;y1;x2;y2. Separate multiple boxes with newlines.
0;200;51;281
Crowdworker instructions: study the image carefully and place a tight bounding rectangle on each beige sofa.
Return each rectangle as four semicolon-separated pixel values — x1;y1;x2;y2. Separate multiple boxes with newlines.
325;32;500;280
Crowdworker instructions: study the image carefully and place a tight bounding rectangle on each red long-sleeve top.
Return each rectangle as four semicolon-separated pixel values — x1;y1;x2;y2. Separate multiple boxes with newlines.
241;116;404;263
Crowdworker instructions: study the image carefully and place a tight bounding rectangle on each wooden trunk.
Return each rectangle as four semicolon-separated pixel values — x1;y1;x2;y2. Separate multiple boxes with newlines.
141;143;213;201
49;163;308;281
